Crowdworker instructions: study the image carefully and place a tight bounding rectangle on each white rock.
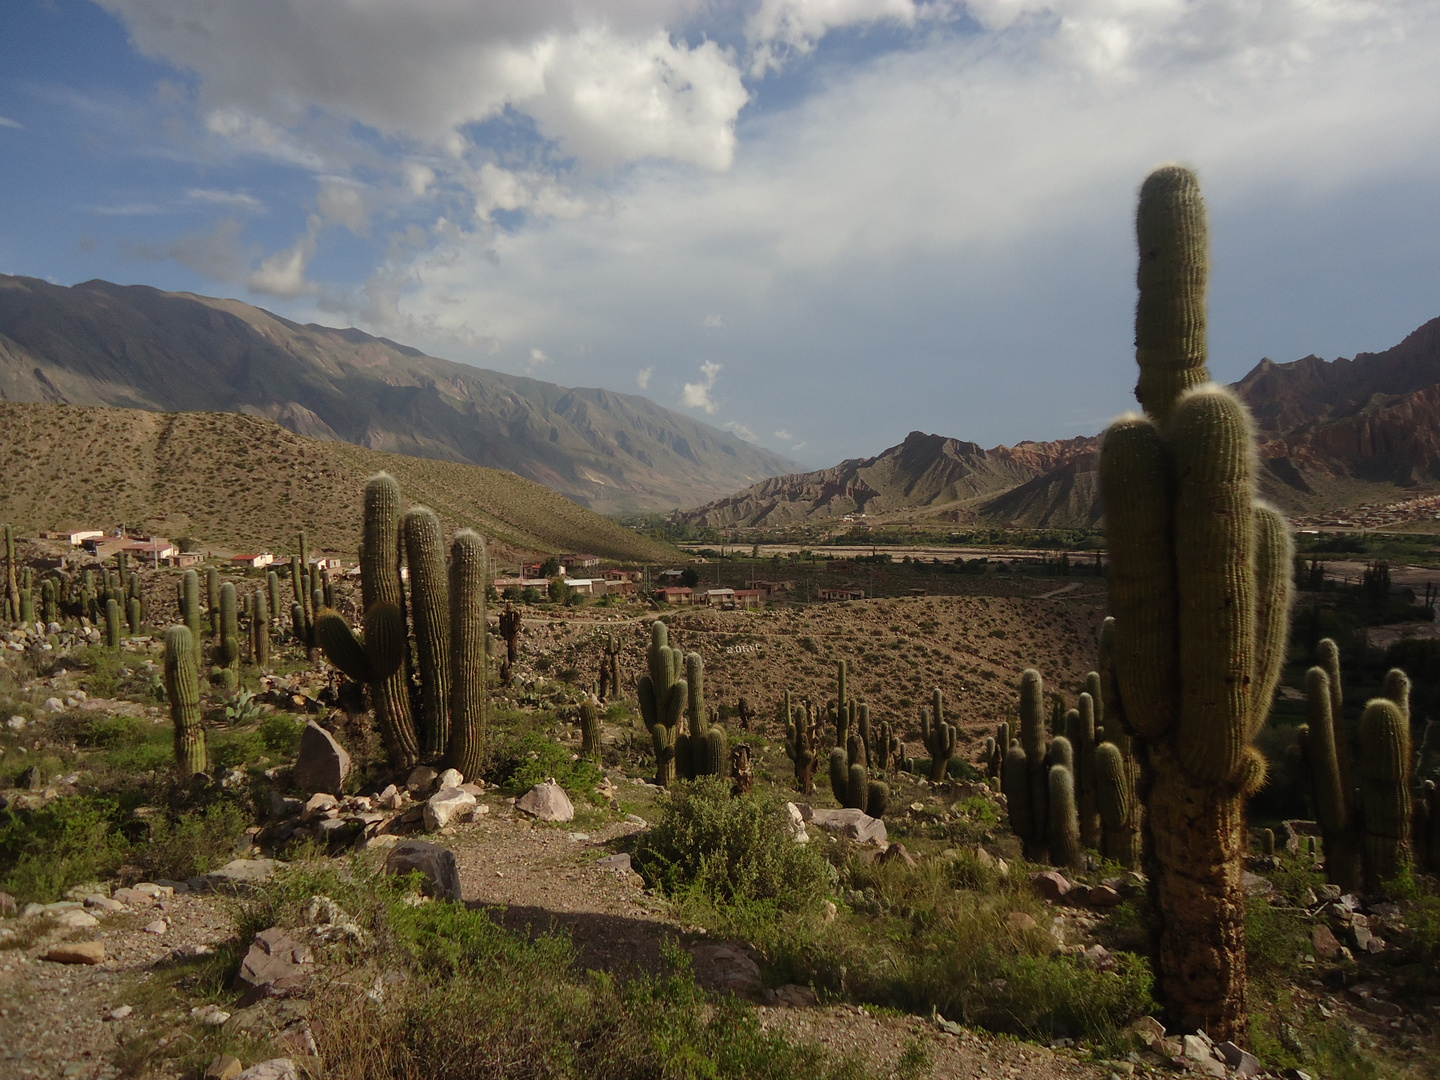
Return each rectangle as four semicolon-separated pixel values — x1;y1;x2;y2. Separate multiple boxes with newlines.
436;768;463;790
423;787;477;832
85;895;126;913
6;715;26;730
783;802;810;843
515;778;574;822
191;1003;231;1026
144;919;168;934
108;1005;133;1021
56;909;101;929
45;697;65;712
235;1060;300;1080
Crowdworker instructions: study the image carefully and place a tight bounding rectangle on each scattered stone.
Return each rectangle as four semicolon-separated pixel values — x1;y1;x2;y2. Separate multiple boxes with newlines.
1006;911;1037;932
516;778;575;822
436;767;463;790
203;858;279;894
1030;870;1071;901
56;909;100;929
43;941;105;965
1241;871;1274;897
19;765;42;790
1129;1016;1166;1044
144;919;168;934
385;839;463;901
84;894;126;913
1087;884;1122;908
292;722;351;794
1217;1041;1261;1077
301;793;337;819
0;891;16;917
1314;884;1342;902
879;842;917;867
782;802;809;843
237;928;314;1003
625;814;647;826
805;806;887;844
596;853;632;873
690;942;763;999
822;900;837;922
206;1055;243;1080
45;696;65;712
424;787;477;832
236;1061;300;1080
109;1005;133;1021
1081;943;1115;971
192;1004;232;1026
773;983;818;1007
405;765;438;794
1311;923;1341;958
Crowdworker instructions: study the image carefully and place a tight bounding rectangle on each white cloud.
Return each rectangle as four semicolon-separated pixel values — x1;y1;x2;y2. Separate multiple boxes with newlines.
723;419;757;441
474;164;590;223
747;0;923;74
702;312;724;327
0;116;23;130
636;366;654;389
680;359;722;414
203;107;325;169
248;214;321;297
526;347;552;373
774;429;792;441
188;188;264;212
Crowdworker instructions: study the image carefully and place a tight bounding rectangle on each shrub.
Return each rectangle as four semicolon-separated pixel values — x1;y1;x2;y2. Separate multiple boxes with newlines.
0;796;130;903
259;713;305;755
636;777;831;910
490;724;604;798
139;799;252;882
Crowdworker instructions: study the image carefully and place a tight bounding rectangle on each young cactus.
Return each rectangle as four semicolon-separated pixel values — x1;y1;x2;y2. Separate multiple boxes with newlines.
784;692;819;794
637;621;687;786
1358;698;1412;892
578;696;602;761
1048;764;1083;870
1095;741;1141;868
104;597;121;648
404;506;452;760
165;624;206;776
922;688;957;782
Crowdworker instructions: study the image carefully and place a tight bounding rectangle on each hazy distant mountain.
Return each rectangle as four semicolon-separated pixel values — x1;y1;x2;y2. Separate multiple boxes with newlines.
0;275;799;513
678;318;1440;529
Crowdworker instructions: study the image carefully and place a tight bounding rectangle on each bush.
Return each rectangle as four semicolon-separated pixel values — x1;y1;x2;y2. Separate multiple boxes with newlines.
636;777;830;910
139;799;252;882
259;713;305;755
0;796;130;903
490;724;604;798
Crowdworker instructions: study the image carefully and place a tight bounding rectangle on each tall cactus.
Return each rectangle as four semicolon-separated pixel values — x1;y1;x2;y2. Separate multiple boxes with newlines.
1358;698;1412;891
577;697;602;761
447;529;489;780
404;506;452;759
784;692;819;794
253;589;271;669
1096;741;1142;868
1017;668;1049;859
1048;764;1083;869
206;566;220;640
165;625;207;776
104;597;121;648
267;570;282;641
181;569;202;662
637;621;687;786
215;581;239;691
922;688;957;782
1098;165;1294;1039
360;472;419;767
3;524;17;624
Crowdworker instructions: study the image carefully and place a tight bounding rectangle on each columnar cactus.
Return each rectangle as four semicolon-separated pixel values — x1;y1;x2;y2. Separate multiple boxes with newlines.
181;569;202;661
359;472;419;767
1358;698;1413;892
922;688;957;782
127;596;142;637
206;567;220;639
1017;668;1049;858
215;582;239;691
20;588;35;627
1099;165;1295;1039
785;692;820;794
1001;743;1033;844
165;625;206;776
104;597;121;647
637;620;687;786
253;589;271;669
829;746;849;802
1096;741;1141;868
447;529;489;779
599;634;622;702
578;697;602;761
1048;764;1083;869
1075;689;1101;848
3;524;17;624
404;507;452;759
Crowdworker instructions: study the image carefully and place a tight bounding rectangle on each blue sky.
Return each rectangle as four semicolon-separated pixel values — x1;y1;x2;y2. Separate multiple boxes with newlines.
3;0;1439;470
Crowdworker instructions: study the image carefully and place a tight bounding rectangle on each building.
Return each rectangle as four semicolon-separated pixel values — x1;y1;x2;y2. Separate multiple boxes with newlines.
561;554;601;569
565;578;601;596
231;553;276;569
817;587;864;602
603;569;640;583
43;529;104;545
655;586;695;605
704;587;737;609
733;588;764;609
171;552;205;568
746;579;794;599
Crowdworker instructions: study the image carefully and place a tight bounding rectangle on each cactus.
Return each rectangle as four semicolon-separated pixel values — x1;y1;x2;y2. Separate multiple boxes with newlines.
1075;687;1101;849
127;595;142;636
181;569;202;661
785;692;820;794
1298;659;1361;891
116;549;129;594
1259;828;1275;858
1001;743;1033;844
1017;669;1049;858
20;588;35;627
599;634;622;702
447;529;489;780
1049;734;1074;773
267;570;282;637
1048;764;1083;870
866;779;889;819
846;762;868;811
404;507;452;759
1097;165;1299;1038
253;588;271;669
637;620;687;786
1358;698;1412;892
705;722;729;779
165;625;207;776
1095;741;1141;868
922;688;957;782
3;524;17;624
104;597;121;647
359;472;419;767
206;566;220;639
41;579;57;627
578;696;602;761
829;747;849;802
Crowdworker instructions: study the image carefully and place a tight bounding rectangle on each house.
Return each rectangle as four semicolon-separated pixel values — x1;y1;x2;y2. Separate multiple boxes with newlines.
43;529;103;545
733;589;764;609
604;580;637;596
170;552;205;568
746;579;794;598
565;578;601;596
818;587;864;602
309;557;341;570
561;554;601;569
655;586;694;605
602;569;640;583
232;553;276;569
704;588;737;609
123;538;176;562
658;569;687;584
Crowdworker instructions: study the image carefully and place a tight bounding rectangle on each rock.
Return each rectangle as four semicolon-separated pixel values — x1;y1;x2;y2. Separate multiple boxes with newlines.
516;778;575;822
1006;911;1037;931
144;919;168;934
0;891;16;917
1311;922;1341;958
301;793;337;819
1217;1042;1262;1077
1030;871;1071;901
973;845;996;868
1241;871;1274;897
437;768;463;790
405;765;438;794
292;722;351;794
1081;944;1115;971
773;983;818;1007
806;807;887;844
191;1004;232;1026
822;900;837;922
43;941;105;964
879;842;916;867
1279;1071;1313;1080
783;802;810;843
45;696;65;712
1364;997;1402;1017
84;894;126;913
203;858;279;894
1314;884;1342;902
237;928;314;1003
1087;884;1122;908
596;853;633;873
19;765;42;790
424;787;477;832
236;1061;300;1080
625;814;647;826
1129;1016;1166;1044
385;839;463;900
109;1005;134;1020
56;909;100;929
690;942;764;998
206;1055;243;1080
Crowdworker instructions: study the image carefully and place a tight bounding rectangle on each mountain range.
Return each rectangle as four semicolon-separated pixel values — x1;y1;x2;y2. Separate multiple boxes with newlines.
676;317;1440;530
0;275;798;514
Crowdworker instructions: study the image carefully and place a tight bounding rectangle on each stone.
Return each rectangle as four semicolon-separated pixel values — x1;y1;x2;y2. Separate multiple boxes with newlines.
1006;911;1037;931
109;1005;134;1021
1081;943;1115;971
206;1055;243;1080
1217;1042;1262;1077
773;983;818;1007
1314;884;1342;902
1030;871;1071;901
144;919;168;934
1129;1016;1166;1044
806;807;887;844
301;793;337;819
783;802;810;843
292;722;350;794
879;842;917;867
424;787;477;832
192;1004;232;1026
85;894;126;913
237;928;314;1003
516;778;575;823
1241;871;1274;897
1311;922;1341;958
19;764;42;789
203;858;279;894
56;909;100;929
43;941;105;964
437;767;463;789
385;839;463;901
405;765;438;794
0;890;16;917
690;942;764;998
1087;884;1122;907
236;1061;300;1080
596;853;633;873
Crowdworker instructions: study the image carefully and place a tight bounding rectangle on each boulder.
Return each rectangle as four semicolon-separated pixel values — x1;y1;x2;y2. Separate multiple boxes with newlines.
291;722;350;794
237;928;314;1004
782;802;809;843
42;941;105;965
424;787;477;832
385;839;463;900
1087;884;1122;908
1030;871;1071;901
405;766;438;795
56;909;101;929
1311;922;1341;958
206;1055;243;1080
879;842;916;868
806;807;887;844
203;858;279;895
436;768;464;790
235;1061;300;1080
516;779;575;823
689;942;764;999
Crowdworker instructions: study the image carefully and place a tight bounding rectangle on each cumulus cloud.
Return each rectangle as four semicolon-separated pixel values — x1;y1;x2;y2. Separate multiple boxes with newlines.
526;347;552;373
474;164;589;223
747;0;924;74
248;214;321;297
125;217;257;282
680;359;722;414
636;366;654;389
702;312;724;327
774;429;792;441
723;419;757;441
317;177;370;235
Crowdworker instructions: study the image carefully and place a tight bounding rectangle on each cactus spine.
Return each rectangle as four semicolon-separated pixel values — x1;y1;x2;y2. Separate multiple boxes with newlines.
1098;165;1295;1039
637;621;687;786
165;625;206;776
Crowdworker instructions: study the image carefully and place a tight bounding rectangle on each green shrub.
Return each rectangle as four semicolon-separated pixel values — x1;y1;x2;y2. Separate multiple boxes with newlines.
636;777;831;910
0;796;130;903
490;724;604;798
259;713;305;755
139;799;252;882
84;714;149;749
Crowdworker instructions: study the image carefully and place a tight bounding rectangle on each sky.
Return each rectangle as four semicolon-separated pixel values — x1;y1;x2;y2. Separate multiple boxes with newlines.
2;0;1439;470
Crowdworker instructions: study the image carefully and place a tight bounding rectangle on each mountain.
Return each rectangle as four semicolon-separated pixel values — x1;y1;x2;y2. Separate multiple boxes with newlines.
677;318;1440;530
0;401;677;563
0;275;799;513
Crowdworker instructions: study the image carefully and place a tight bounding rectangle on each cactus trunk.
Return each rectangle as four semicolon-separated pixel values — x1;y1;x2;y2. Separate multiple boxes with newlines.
446;529;489;778
165;625;207;776
361;473;419;768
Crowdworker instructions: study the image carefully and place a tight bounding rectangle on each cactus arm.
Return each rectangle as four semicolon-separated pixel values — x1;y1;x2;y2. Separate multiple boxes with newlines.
1249;502;1295;736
